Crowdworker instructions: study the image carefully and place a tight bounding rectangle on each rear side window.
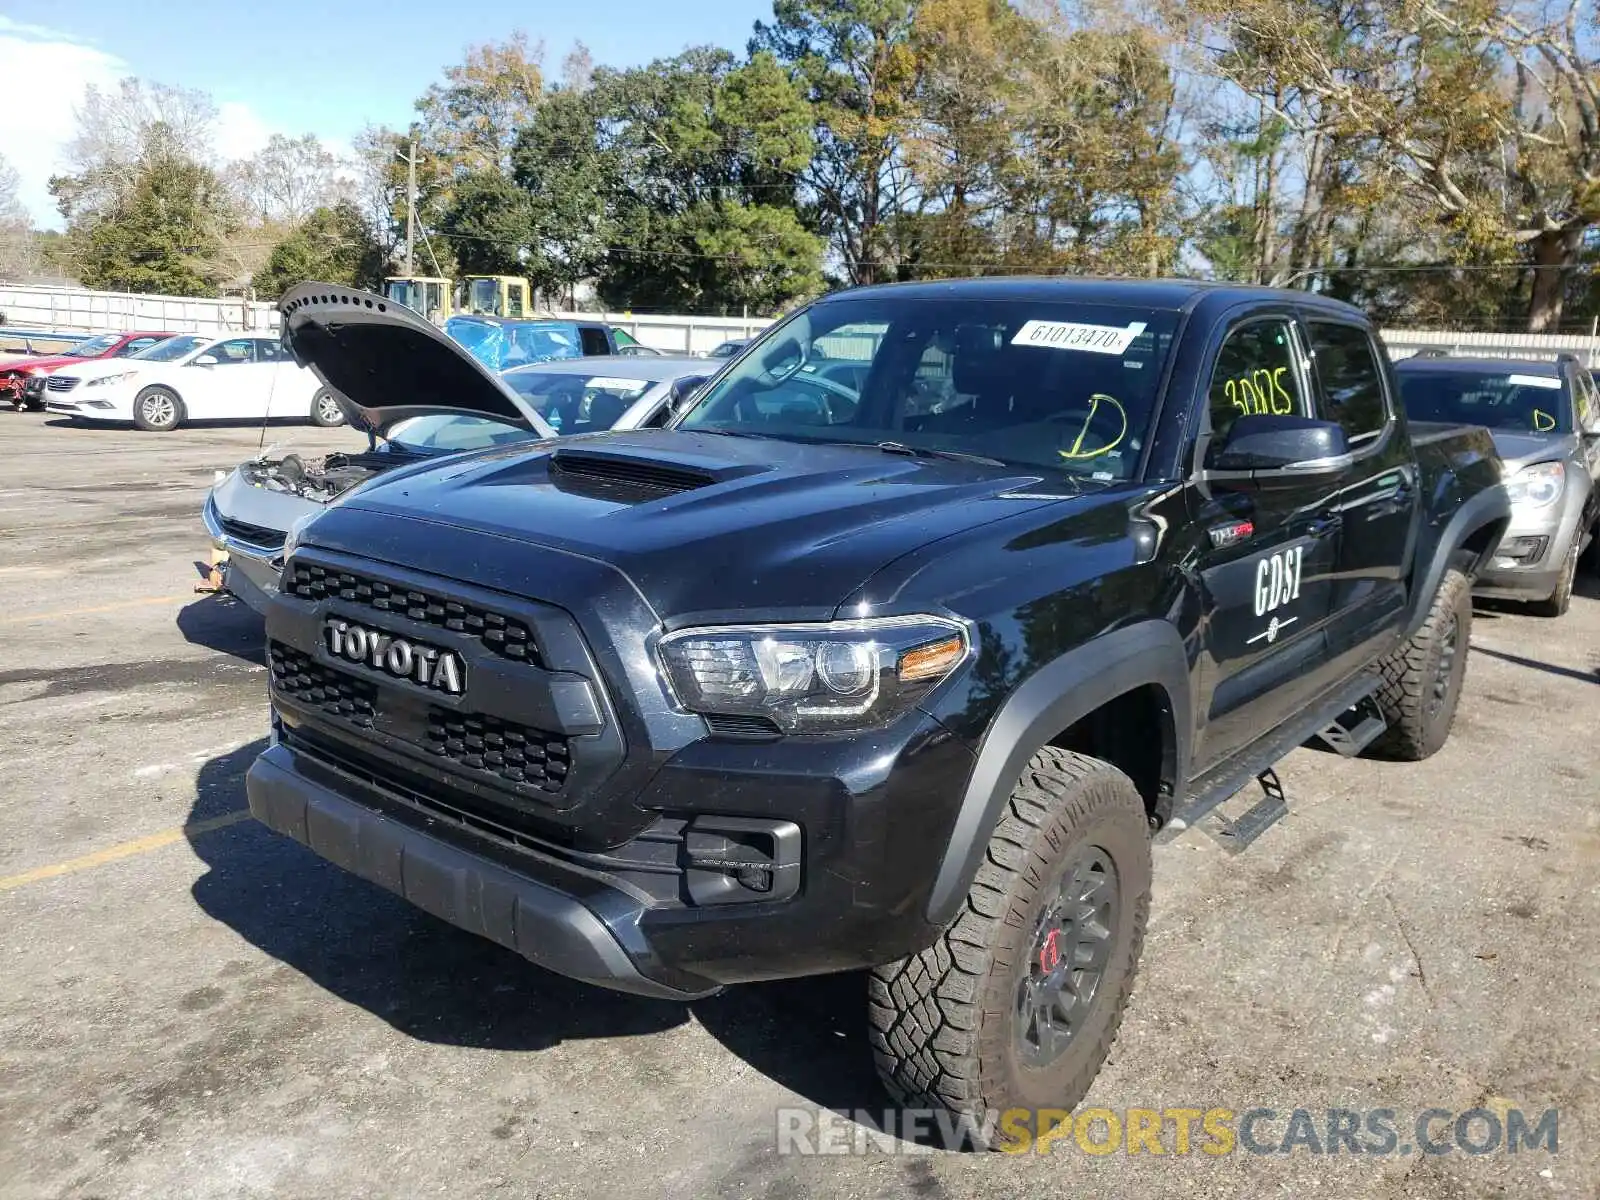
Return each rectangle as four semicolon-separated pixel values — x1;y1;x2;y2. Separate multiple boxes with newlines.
1308;322;1388;441
1207;319;1305;443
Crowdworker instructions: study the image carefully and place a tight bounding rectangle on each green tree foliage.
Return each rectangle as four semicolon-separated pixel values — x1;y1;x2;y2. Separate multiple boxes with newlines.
438;171;533;276
74;157;231;296
250;202;387;299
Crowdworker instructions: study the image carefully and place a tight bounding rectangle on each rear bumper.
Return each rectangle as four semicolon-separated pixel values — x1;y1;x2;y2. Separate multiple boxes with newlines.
247;743;720;1001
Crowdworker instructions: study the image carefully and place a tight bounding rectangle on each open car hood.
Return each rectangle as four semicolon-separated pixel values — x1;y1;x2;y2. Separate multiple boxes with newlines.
279;283;557;439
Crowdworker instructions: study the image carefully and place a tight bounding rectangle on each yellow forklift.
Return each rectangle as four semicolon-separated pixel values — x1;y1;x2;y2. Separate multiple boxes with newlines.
383;275;534;323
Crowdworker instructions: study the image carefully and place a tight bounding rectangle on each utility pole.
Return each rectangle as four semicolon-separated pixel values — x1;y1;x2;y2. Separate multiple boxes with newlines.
397;140;420;277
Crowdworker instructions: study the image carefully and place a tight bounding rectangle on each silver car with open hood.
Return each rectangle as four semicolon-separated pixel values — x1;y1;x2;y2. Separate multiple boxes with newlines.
204;283;714;613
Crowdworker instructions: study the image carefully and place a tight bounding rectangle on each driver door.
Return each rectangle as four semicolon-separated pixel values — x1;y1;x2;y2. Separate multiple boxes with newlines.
182;338;273;419
1188;315;1344;770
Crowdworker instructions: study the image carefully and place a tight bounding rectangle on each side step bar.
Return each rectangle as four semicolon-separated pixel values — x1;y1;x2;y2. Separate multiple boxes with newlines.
1157;672;1384;847
1309;694;1387;757
1210;768;1288;853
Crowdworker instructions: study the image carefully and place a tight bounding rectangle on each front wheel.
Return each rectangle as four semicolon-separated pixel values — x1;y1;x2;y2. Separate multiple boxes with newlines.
868;748;1151;1150
1371;565;1471;760
132;386;184;432
309;388;345;428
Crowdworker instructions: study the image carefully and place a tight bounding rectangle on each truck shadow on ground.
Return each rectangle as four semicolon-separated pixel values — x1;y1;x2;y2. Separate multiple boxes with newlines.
187;741;893;1119
175;595;266;666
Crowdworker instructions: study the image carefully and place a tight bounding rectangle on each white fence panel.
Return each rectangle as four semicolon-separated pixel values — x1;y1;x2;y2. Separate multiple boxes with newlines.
1381;327;1600;366
0;284;277;336
11;282;1600;366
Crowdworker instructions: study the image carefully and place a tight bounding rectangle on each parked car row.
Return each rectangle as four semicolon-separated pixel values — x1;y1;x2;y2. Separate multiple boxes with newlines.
203;297;716;612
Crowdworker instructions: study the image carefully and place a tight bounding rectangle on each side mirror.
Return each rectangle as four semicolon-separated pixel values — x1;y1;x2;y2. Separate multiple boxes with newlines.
193;354;218;367
1210;415;1352;489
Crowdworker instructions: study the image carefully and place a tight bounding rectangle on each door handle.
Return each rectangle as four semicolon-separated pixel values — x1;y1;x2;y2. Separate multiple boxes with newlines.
1307;513;1343;538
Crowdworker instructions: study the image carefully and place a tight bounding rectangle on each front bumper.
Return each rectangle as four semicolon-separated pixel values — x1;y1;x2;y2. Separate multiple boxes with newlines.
44;397;126;420
248;743;716;1000
202;492;284;615
1473;502;1583;600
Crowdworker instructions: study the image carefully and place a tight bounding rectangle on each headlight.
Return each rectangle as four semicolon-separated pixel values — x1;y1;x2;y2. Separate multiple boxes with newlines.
84;371;136;388
1505;461;1565;509
657;615;970;733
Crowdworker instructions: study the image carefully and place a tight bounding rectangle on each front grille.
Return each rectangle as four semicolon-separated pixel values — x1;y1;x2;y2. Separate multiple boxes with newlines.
269;643;376;727
424;708;570;792
218;514;285;549
286;561;539;665
46;375;79;393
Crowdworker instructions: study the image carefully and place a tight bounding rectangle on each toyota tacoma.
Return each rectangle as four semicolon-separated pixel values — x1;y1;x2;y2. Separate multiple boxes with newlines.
246;279;1508;1147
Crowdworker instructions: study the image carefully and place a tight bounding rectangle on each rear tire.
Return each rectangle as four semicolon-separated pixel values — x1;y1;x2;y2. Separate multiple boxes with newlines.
1527;533;1579;618
309;388;345;428
868;748;1151;1151
1371;565;1471;760
132;386;184;432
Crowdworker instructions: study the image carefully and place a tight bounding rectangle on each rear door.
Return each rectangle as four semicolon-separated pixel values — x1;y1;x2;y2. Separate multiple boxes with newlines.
258;337;319;420
1188;313;1344;769
1302;317;1419;678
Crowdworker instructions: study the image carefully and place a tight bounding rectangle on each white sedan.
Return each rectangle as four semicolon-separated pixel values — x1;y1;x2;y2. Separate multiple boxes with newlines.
43;333;337;432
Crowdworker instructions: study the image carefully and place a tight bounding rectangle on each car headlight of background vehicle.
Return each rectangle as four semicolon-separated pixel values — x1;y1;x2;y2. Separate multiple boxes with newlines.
1505;461;1565;509
84;371;137;388
657;615;970;733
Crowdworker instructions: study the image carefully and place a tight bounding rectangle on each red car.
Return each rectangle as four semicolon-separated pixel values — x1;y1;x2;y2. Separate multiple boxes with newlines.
2;330;178;410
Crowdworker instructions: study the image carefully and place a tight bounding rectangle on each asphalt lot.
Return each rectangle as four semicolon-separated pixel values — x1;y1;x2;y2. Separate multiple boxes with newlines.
0;410;1596;1199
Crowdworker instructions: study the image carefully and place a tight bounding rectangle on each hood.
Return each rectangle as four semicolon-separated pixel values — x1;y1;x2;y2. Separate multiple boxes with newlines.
1489;429;1577;472
0;353;90;376
279;283;557;439
305;429;1105;616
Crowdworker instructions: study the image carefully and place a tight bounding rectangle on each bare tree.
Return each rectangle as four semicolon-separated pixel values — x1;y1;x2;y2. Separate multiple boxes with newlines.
227;133;347;225
0;153;35;280
51;78;219;222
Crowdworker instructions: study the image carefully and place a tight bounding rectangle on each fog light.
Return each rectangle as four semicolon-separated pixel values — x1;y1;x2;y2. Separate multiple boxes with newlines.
1497;535;1548;564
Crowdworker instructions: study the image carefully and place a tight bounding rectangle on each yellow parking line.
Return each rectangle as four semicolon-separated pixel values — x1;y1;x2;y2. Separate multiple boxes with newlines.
0;810;252;892
0;593;194;626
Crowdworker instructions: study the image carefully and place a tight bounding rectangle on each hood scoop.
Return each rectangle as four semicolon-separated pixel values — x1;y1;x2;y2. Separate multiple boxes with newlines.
548;446;723;503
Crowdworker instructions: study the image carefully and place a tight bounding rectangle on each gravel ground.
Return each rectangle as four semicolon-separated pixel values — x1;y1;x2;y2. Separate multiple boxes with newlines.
0;411;1595;1200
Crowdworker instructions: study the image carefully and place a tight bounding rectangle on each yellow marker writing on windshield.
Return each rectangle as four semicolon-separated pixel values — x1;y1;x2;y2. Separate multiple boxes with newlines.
1059;393;1128;460
1532;408;1556;432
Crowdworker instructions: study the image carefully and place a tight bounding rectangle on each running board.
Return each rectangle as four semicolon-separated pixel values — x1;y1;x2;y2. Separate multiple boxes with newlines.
1309;695;1387;757
1157;672;1380;845
1210;768;1288;853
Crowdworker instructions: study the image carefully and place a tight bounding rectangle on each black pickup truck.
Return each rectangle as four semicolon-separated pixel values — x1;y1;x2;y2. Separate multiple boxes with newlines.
247;279;1507;1147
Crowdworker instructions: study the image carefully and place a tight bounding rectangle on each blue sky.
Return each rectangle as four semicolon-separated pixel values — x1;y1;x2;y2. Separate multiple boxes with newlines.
1;1;771;227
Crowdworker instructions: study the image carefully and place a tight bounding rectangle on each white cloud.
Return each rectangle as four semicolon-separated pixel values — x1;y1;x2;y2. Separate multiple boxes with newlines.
215;101;275;163
0;16;126;228
0;17;311;232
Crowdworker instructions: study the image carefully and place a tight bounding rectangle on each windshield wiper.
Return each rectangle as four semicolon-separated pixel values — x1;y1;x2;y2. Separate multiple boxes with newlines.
873;441;1007;467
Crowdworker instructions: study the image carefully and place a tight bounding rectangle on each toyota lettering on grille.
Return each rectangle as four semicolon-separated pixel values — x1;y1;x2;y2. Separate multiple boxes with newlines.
324;618;466;695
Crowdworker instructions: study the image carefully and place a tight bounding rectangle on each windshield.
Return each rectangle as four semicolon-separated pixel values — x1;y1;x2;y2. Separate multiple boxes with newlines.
385;414;539;454
504;370;655;434
65;333;121;358
463;278;499;315
132;335;207;362
708;340;746;358
675;298;1179;480
1397;368;1572;434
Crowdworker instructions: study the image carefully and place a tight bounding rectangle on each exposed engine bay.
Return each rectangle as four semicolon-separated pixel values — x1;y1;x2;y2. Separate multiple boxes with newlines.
241;448;404;502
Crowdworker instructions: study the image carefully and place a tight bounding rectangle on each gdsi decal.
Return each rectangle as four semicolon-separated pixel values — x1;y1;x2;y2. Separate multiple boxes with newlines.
1247;545;1303;645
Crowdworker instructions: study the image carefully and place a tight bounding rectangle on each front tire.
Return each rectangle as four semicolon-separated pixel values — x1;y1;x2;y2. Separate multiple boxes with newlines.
309;388;345;428
132;386;184;432
869;748;1151;1150
1371;565;1471;760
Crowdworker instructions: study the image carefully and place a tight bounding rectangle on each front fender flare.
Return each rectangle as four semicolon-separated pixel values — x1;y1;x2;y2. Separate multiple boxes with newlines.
924;620;1191;928
1403;484;1511;639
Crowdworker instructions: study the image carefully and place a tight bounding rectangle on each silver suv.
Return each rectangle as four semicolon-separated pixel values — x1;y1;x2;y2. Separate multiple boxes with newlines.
1395;353;1600;615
